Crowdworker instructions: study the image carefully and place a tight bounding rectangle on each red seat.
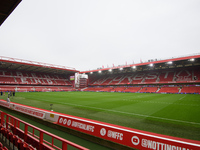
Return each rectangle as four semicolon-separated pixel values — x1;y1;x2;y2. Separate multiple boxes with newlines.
1;128;8;141
0;142;3;147
23;142;29;150
12;135;17;149
7;131;13;146
0;127;5;136
3;147;8;150
16;138;23;149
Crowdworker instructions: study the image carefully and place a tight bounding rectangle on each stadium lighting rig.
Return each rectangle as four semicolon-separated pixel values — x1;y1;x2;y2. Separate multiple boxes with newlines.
167;61;173;64
149;63;154;67
132;66;136;69
189;58;195;61
81;54;200;75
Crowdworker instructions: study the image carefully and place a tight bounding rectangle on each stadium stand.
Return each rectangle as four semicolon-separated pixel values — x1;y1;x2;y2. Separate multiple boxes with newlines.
180;86;200;94
157;86;180;93
89;67;200;86
123;87;142;93
82;65;200;94
0;65;199;94
0;70;72;86
99;87;113;92
139;87;159;93
0;111;88;150
0;85;76;92
110;86;127;92
82;87;104;92
0;68;76;92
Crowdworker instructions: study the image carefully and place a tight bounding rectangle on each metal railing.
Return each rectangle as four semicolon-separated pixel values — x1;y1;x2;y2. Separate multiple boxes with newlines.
0;111;89;150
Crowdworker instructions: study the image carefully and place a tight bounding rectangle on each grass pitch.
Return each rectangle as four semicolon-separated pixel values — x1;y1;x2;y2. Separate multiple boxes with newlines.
3;91;200;141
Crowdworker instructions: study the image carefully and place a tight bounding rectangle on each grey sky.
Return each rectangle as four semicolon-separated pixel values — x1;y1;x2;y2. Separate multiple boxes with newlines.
0;0;200;71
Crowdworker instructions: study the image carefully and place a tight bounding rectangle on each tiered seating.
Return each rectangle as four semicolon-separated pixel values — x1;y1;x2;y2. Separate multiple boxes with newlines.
89;67;200;86
193;69;200;81
143;72;159;83
99;87;113;92
123;87;141;93
55;79;69;85
57;86;75;91
0;126;35;150
0;69;72;86
0;86;15;92
90;77;108;86
46;86;60;91
0;111;88;150
158;87;180;93
0;142;8;150
180;86;200;94
131;73;146;84
0;77;15;83
158;71;175;83
140;87;158;93
83;87;104;91
0;85;75;92
34;86;48;92
16;86;34;92
120;75;132;84
174;70;193;82
100;76;114;85
110;87;127;92
109;75;124;85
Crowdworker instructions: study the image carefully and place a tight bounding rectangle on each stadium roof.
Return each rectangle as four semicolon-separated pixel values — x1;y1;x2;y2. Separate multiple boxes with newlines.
0;2;199;76
0;0;22;26
81;54;200;74
0;1;79;75
0;56;79;75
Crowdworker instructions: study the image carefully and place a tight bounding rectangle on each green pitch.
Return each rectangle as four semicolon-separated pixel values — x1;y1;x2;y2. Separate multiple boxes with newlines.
4;91;200;141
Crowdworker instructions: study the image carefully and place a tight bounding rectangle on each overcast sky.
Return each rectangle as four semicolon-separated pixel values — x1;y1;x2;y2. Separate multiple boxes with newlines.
0;0;200;71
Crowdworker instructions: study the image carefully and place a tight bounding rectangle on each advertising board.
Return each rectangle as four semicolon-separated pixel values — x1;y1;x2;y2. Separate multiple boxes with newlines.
57;115;200;150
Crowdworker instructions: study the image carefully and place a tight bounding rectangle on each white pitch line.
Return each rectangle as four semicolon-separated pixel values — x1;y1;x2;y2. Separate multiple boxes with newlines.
59;102;200;126
122;99;199;106
179;96;186;100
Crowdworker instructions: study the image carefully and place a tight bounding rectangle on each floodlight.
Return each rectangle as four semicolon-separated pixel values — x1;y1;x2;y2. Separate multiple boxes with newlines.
98;70;102;73
119;68;123;70
90;72;93;74
149;64;153;67
132;66;136;69
190;58;195;61
167;61;173;64
109;69;112;72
